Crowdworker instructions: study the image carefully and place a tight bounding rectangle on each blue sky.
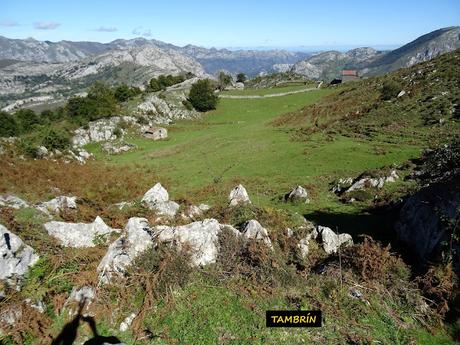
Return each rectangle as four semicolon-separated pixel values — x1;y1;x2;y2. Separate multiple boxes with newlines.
0;0;459;49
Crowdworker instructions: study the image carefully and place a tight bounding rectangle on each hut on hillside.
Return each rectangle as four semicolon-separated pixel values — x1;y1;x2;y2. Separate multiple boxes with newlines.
342;70;359;82
144;127;168;141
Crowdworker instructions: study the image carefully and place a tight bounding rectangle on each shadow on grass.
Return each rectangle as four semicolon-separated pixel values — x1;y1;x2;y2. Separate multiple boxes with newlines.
52;299;121;345
304;203;401;245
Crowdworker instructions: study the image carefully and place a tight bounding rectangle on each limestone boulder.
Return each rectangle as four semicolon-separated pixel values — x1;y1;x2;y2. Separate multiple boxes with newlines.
141;183;179;217
0;195;29;209
44;216;119;248
228;184;251;206
285;185;309;203
35;196;77;216
97;218;154;284
241;220;272;248
0;224;39;286
156;219;240;266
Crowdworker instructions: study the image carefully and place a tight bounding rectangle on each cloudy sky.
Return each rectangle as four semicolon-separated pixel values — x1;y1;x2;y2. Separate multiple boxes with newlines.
0;0;459;49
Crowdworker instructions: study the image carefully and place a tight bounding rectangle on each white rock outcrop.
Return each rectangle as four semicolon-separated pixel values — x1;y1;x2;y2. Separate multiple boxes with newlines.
241;220;272;248
35;196;77;216
141;183;180;217
285;185;310;203
298;225;353;257
44;216;118;248
0;195;29;209
156;219;240;266
97;217;154;284
228;184;251;206
0;224;39;285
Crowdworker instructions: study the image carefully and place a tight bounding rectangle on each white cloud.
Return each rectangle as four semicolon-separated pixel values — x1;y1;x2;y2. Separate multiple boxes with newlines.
0;19;19;27
34;21;61;30
132;26;152;37
93;26;118;32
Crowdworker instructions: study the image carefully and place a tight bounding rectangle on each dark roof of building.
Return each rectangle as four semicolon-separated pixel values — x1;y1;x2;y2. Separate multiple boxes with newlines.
342;70;358;76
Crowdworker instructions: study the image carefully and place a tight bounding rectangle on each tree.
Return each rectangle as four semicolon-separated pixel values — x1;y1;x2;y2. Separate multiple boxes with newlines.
14;109;41;133
0;111;19;137
236;73;247;83
218;71;232;91
188;79;218;112
114;84;132;103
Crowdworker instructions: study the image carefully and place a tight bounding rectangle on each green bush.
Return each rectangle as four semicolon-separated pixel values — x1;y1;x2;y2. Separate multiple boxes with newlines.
188;79;218;112
0;111;19;137
14;109;41;133
236;73;247;83
66;81;117;123
18;137;39;158
40;128;71;150
381;80;402;100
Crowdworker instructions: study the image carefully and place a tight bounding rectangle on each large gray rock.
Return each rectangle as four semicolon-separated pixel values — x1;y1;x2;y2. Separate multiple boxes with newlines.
395;183;460;264
35;196;77;216
0;195;29;209
241;220;272;248
285;185;310;203
141;183;180;217
0;224;39;285
181;204;211;221
228;184;251;206
44;216;119;248
156;218;239;266
97;218;154;284
316;226;353;254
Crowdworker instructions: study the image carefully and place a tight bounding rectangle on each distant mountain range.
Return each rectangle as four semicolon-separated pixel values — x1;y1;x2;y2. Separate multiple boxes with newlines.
292;26;460;80
0;36;309;76
0;26;459;107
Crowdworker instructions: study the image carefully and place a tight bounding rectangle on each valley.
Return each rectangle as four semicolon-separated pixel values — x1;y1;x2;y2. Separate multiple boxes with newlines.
0;18;459;345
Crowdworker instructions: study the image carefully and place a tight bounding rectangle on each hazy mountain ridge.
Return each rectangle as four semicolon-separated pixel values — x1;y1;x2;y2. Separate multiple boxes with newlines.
292;26;460;80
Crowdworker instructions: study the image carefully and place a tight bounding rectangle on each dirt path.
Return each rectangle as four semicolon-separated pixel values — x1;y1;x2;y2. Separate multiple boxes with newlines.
219;87;318;99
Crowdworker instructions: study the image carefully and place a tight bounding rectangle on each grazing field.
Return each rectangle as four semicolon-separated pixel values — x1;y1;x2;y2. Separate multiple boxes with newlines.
87;86;423;239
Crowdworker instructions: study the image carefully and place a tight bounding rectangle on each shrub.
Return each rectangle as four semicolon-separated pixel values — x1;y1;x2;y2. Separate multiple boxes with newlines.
14;109;41;133
218;71;232;91
188;79;218;112
18;137;39;158
40;128;71;150
0;111;19;137
381;80;402;100
236;73;247;83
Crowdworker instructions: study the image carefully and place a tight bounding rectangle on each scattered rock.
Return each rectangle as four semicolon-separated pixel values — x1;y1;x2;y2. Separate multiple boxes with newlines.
0;194;29;209
228;184;251;206
156;219;240;266
68;286;96;304
97;218;154;284
316;226;353;254
181;204;211;220
284;185;310;203
234;82;245;89
0;224;39;286
332;170;399;195
44;216;119;248
24;298;46;313
36;146;48;158
119;312;137;332
114;201;135;210
35;195;77;216
397;90;406;98
241;220;272;248
102;142;136;155
141;183;180;217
